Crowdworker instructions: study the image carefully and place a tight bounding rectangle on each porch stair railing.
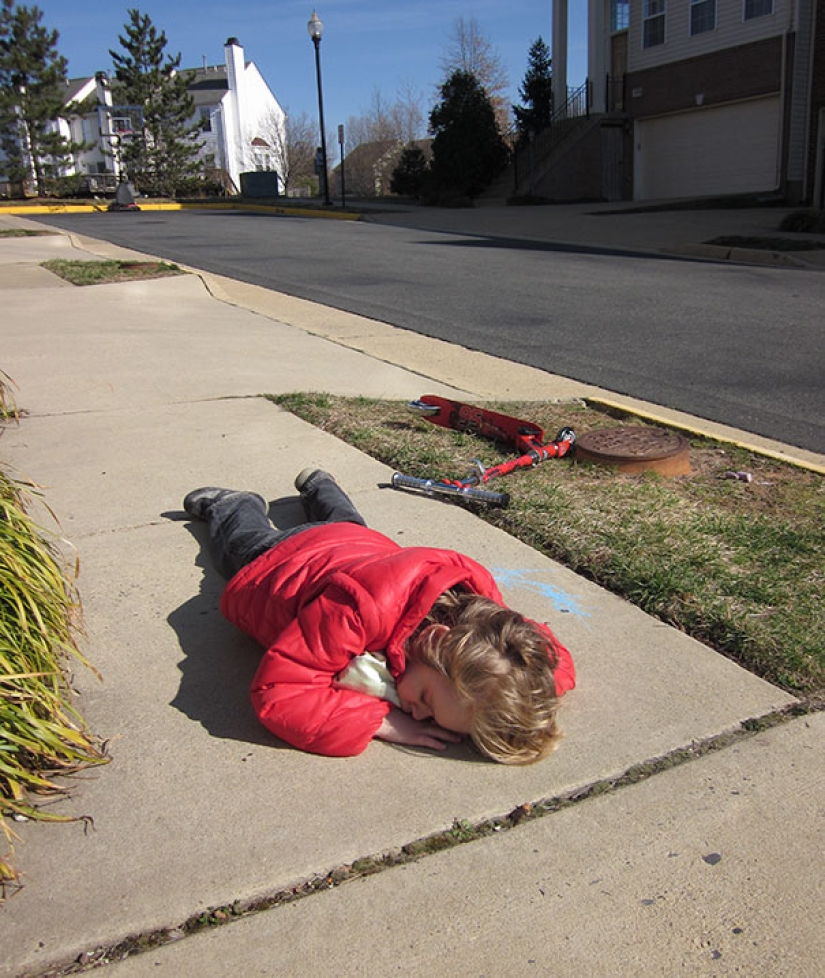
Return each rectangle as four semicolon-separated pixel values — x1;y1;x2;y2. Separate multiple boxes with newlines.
511;80;592;198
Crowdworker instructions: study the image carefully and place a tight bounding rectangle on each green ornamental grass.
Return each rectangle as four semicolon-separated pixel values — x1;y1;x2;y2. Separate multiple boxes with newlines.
0;470;107;896
0;369;18;422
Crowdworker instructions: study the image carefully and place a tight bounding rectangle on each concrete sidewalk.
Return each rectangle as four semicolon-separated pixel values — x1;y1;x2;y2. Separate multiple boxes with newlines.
0;213;822;977
363;197;825;270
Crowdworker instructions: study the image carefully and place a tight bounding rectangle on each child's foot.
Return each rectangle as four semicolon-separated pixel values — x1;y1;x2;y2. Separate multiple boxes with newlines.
294;468;336;494
183;487;266;520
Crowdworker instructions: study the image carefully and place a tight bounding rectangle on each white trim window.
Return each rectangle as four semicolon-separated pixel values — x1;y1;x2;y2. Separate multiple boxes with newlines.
611;0;630;32
690;0;716;35
744;0;773;19
643;0;666;48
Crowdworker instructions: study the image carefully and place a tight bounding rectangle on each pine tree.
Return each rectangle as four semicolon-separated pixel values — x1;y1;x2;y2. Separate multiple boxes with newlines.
0;0;85;194
390;144;429;198
513;37;553;143
429;70;508;201
109;8;201;196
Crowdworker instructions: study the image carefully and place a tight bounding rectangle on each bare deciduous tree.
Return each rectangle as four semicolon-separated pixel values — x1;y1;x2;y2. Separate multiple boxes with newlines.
267;107;317;193
334;84;427;198
439;15;510;132
343;85;425;155
392;79;426;145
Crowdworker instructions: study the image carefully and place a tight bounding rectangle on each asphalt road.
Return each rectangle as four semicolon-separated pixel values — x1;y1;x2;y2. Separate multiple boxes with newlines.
32;209;825;454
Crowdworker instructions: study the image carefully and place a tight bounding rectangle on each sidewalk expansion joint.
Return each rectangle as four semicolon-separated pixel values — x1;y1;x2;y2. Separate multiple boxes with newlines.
40;695;823;977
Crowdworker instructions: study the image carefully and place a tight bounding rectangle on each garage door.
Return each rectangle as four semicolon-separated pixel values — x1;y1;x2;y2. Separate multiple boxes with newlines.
634;96;781;200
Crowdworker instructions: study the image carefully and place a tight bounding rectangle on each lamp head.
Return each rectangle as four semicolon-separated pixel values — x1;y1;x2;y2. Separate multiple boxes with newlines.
307;11;323;42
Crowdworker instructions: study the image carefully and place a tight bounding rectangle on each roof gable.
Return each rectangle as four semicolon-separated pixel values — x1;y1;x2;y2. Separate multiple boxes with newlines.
62;76;96;107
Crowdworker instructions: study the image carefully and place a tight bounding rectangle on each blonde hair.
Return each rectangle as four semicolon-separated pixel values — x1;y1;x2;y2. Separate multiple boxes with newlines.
409;591;562;765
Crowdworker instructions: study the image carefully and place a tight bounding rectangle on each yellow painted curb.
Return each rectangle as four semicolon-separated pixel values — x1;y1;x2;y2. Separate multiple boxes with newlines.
0;201;361;221
193;202;360;220
1;203;106;214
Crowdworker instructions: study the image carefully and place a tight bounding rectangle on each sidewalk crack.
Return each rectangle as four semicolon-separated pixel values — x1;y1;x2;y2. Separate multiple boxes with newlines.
39;697;823;976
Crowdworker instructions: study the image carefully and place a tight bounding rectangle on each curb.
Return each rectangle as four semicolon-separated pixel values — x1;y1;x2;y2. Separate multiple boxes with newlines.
0;201;362;221
663;242;812;269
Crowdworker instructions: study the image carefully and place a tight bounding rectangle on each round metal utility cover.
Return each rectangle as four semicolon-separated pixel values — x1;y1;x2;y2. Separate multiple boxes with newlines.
576;426;691;475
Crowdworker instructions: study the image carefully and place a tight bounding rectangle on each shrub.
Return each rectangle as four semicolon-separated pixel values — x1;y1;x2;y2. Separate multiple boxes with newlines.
778;210;825;233
390;146;429;199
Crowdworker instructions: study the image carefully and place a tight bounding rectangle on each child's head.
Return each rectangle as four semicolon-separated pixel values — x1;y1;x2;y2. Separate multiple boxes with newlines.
405;591;561;765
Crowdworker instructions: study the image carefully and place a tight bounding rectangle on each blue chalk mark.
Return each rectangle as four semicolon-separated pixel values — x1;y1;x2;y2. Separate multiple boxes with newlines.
492;567;590;619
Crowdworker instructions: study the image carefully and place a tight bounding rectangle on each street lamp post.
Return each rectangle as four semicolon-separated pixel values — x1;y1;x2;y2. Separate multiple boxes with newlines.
307;10;331;206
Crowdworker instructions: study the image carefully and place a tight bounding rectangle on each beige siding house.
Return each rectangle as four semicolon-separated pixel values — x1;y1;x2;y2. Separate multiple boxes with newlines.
624;0;812;200
546;0;821;203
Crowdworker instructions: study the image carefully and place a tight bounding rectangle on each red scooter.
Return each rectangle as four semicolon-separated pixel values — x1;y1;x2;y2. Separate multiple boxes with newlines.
391;395;576;508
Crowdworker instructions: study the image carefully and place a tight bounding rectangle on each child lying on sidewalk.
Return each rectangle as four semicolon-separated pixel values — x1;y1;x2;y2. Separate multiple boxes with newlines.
184;469;575;764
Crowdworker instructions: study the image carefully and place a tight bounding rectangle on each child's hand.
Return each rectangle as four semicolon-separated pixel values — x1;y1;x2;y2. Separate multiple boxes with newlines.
375;707;464;751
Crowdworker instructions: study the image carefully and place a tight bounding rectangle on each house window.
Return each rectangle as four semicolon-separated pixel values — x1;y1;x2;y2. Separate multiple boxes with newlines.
199;107;212;133
643;0;666;48
691;0;716;35
611;0;629;31
744;0;773;18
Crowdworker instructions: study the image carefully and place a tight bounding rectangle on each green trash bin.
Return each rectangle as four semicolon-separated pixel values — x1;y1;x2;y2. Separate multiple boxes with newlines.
240;172;279;197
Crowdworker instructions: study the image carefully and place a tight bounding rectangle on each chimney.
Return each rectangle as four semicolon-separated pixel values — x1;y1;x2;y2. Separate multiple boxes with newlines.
223;37;246;186
95;71;113;109
224;37;244;98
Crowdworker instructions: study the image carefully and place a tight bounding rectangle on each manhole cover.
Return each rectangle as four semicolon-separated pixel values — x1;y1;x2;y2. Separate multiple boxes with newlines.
576;426;691;475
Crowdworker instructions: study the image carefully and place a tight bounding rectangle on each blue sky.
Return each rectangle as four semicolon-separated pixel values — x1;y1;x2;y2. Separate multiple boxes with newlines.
33;1;588;131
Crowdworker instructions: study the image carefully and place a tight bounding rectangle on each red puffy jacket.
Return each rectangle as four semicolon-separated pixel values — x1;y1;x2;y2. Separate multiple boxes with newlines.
221;522;575;757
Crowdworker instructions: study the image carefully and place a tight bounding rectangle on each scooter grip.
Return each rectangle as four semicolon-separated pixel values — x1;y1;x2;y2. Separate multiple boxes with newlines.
391;473;510;508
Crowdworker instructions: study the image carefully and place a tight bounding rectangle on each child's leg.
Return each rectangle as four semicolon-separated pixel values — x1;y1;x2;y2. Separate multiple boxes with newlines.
184;488;282;579
295;469;367;526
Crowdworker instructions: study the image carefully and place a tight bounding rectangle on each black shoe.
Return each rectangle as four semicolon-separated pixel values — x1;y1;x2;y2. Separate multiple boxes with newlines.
183;487;265;520
294;468;336;494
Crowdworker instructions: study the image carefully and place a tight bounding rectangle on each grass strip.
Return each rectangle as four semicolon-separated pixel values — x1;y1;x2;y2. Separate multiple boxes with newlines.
41;259;185;286
0;472;107;897
0;228;57;237
705;234;825;252
269;393;824;695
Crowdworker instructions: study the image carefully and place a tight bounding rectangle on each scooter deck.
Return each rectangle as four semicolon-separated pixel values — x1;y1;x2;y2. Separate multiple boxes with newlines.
410;395;545;450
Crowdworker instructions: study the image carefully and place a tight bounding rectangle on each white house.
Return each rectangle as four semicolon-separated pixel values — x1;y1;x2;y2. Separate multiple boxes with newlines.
47;73;135;190
185;37;287;194
4;36;286;196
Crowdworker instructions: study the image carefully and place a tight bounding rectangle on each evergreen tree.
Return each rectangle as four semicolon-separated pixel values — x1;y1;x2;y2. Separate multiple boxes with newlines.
0;0;84;194
109;8;201;196
390;144;428;198
513;37;553;142
429;70;508;201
